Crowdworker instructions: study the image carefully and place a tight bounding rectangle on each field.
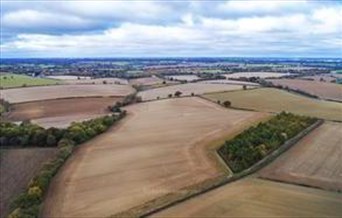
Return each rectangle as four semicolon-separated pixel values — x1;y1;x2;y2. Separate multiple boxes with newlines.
6;97;120;128
47;75;128;85
203;88;342;121
165;75;200;81
267;79;342;101
199;79;259;86
224;72;288;79
259;122;342;191
152;178;342;217
0;73;60;89
0;148;57;218
138;83;250;101
1;84;135;103
129;76;173;86
301;74;341;83
42;97;267;217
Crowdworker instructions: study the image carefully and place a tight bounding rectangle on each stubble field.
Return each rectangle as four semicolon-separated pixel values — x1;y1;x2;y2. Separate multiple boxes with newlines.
42;97;268;217
1;84;135;103
259;122;342;191
152;178;342;217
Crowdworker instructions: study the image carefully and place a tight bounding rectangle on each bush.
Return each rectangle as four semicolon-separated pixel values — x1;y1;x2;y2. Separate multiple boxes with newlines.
223;100;231;107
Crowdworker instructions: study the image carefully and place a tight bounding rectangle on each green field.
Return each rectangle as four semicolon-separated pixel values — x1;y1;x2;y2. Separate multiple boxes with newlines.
203;88;342;121
0;73;61;89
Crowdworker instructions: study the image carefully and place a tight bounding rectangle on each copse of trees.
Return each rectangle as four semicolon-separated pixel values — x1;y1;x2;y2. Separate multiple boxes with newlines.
8;112;126;218
108;93;142;113
218;112;316;173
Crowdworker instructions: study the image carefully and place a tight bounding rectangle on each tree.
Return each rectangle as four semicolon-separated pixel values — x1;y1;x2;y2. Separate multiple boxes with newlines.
191;92;194;96
223;100;231;108
46;134;57;146
168;94;173;98
103;80;107;84
174;91;182;97
243;85;247;90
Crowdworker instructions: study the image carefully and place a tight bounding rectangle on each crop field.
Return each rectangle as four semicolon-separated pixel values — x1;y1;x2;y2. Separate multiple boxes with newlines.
267;79;342;101
0;148;57;218
42;97;267;217
301;74;341;83
0;73;60;89
203;88;342;121
199;79;259;86
152;178;342;217
129;76;172;86
6;97;120;128
165;75;200;81
1;84;135;103
259;122;342;191
47;75;129;85
224;72;288;79
138;83;250;101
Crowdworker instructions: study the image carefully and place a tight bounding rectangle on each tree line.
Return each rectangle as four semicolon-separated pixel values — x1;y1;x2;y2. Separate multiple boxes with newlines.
218;112;317;173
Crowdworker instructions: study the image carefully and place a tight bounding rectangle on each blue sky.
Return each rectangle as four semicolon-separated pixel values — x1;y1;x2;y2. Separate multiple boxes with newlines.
1;0;341;58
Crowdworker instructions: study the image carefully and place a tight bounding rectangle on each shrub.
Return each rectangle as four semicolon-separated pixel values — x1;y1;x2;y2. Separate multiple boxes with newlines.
223;100;231;107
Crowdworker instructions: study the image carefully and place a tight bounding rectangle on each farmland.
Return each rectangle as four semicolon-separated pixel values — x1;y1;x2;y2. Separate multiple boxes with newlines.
42;97;268;217
138;83;251;101
0;148;57;218
129;76;176;86
1;84;135;103
259;122;342;191
0;73;60;89
5;97;120;128
47;75;129;85
152;178;342;217
199;79;259;86
203;88;342;121
165;75;200;81
224;72;288;79
267;78;342;101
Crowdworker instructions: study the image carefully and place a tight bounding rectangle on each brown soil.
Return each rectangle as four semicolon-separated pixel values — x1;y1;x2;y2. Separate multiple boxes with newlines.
152;178;342;217
259;122;342;191
41;97;267;218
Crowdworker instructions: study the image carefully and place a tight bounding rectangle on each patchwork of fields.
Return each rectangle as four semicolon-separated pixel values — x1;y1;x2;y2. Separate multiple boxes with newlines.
42;97;268;217
138;83;250;101
203;88;342;121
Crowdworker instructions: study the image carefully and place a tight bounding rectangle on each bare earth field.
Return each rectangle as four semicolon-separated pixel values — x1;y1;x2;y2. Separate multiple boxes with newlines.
1;84;135;103
152;178;342;218
129;76;174;86
138;83;249;101
47;75;129;85
199;79;259;86
225;72;288;79
203;88;342;121
301;75;341;83
259;122;342;191
267;78;342;101
42;97;267;218
0;148;57;218
6;97;120;128
165;75;200;81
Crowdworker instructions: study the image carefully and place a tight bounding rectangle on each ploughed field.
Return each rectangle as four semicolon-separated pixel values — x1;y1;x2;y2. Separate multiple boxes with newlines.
42;97;267;218
203;88;342;121
138;83;250;101
165;75;200;81
152;178;342;218
5;97;121;128
199;79;259;86
259;122;342;191
1;84;135;103
267;79;342;101
48;76;129;85
0;148;57;218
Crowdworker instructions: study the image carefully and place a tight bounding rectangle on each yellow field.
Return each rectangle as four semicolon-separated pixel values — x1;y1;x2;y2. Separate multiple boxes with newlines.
203;88;342;121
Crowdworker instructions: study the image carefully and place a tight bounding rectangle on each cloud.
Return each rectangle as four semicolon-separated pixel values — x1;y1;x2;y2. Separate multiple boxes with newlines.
1;0;341;57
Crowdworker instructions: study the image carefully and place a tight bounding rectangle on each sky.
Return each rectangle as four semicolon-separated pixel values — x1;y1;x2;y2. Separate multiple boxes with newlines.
0;0;341;58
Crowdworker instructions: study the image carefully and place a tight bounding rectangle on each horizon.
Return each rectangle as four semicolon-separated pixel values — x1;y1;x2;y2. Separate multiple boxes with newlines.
1;0;341;58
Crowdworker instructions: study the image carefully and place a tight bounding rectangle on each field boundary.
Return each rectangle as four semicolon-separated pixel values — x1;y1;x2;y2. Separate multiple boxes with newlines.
111;119;323;218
